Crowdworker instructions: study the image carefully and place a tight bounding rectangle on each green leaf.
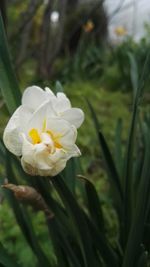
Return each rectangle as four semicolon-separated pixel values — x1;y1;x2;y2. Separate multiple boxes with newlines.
30;177;83;267
0;13;21;114
10;164;83;267
62;158;77;194
4;152;52;267
47;217;82;267
55;81;64;93
79;176;104;231
86;99;100;134
128;52;138;99
84;215;119;267
80;178;120;265
0;139;5;163
122;129;150;267
51;175;119;267
0;242;21;267
114;118;123;177
99;132;123;211
51;175;100;267
87;100;123;212
123;51;150;245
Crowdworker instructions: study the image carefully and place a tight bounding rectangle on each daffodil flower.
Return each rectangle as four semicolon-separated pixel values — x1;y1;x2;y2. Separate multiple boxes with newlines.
3;86;84;176
22;86;84;128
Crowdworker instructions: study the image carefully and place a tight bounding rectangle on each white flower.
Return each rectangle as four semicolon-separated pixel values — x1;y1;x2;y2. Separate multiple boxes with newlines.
22;86;84;128
3;86;84;176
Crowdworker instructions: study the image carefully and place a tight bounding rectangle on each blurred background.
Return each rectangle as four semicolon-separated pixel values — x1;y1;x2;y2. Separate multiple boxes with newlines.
1;0;150;266
1;0;150;82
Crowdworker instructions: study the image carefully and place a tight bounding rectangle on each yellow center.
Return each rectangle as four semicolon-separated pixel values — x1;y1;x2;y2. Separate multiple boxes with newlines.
46;130;62;149
29;129;41;144
29;120;62;149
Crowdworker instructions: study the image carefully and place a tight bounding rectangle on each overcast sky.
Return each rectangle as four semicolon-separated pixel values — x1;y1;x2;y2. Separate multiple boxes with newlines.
105;0;150;41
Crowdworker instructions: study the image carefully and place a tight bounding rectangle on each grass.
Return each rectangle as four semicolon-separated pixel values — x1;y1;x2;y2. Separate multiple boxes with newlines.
63;80;131;170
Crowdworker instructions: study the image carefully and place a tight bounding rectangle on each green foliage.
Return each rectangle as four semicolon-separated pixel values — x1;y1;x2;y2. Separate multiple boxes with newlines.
55;33;150;94
0;14;21;114
1;11;150;267
63;81;130;170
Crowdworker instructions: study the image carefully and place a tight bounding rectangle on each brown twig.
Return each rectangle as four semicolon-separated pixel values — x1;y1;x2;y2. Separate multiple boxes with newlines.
2;183;54;219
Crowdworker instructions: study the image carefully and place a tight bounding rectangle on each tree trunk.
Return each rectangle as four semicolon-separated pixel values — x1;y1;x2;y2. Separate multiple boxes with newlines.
38;0;68;79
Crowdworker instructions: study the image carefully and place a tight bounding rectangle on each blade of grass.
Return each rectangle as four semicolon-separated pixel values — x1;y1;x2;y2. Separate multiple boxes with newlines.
51;175;119;267
87;99;123;215
114;118;123;177
122;130;150;267
62;158;76;194
128;52;138;100
99;132;123;213
51;175;101;267
0;13;21;113
84;215;120;267
79;175;104;231
123;50;150;246
47;217;82;267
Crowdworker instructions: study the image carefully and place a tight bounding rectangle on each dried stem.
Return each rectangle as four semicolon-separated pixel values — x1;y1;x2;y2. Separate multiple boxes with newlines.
2;183;54;219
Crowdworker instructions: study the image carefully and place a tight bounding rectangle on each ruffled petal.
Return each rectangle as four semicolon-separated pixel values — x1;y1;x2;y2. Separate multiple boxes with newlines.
67;144;81;159
22;86;51;111
3;106;32;156
60;126;77;148
45;87;55;97
61;108;84;128
21;136;67;176
53;92;71;113
21;135;52;176
46;118;77;148
26;101;55;134
46;117;71;135
48;159;67;176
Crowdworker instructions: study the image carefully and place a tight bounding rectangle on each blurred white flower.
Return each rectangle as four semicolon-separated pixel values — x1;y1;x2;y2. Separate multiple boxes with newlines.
50;11;59;23
3;86;84;176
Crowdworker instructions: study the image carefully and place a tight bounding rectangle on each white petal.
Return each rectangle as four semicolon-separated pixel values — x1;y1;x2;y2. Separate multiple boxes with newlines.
47;118;71;135
21;135;56;176
67;144;81;159
47;150;68;175
22;86;49;111
61;108;84;128
21;160;37;176
21;141;67;177
53;92;71;113
26;101;54;133
49;149;67;163
45;87;55;97
47;118;77;148
48;159;67;176
21;134;36;166
22;157;66;177
60;126;77;148
3;106;32;156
